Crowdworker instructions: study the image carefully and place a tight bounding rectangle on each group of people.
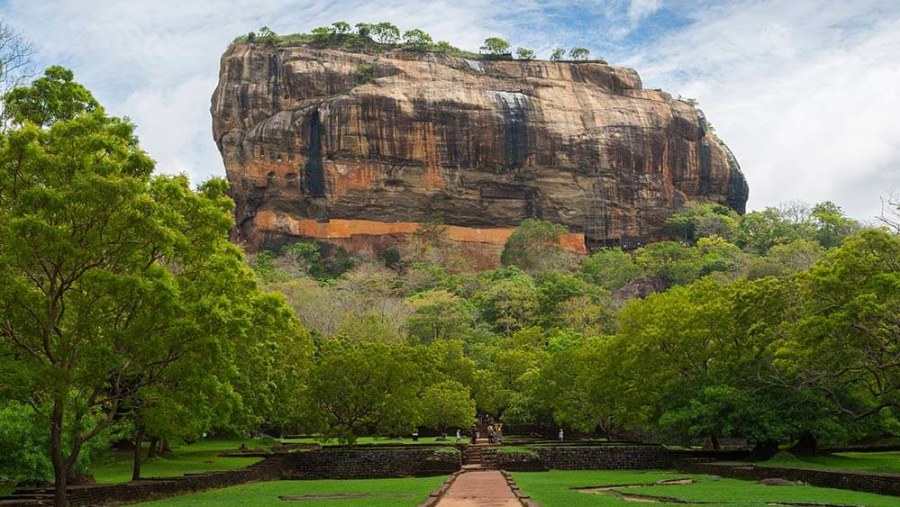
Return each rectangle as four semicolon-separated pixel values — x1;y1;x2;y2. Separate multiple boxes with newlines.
455;420;503;444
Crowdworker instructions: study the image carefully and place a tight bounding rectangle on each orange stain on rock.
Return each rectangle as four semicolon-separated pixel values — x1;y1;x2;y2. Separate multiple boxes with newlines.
254;210;586;253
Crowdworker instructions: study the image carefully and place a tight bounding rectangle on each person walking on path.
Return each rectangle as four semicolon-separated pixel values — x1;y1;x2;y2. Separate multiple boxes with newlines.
455;428;461;443
558;427;565;442
470;424;477;444
487;425;494;444
496;423;503;445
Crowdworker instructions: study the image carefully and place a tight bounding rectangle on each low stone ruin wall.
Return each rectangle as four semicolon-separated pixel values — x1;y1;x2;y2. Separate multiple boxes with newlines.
676;461;900;497
2;455;288;507
283;447;461;479
497;445;670;471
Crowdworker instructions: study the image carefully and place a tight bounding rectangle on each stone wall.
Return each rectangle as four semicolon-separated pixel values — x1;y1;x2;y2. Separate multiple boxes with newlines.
496;451;546;472
536;445;670;470
497;445;669;471
284;447;461;479
2;455;288;507
676;461;900;497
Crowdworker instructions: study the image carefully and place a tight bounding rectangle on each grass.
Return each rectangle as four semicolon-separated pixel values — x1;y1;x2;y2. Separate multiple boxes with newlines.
0;485;13;496
134;476;446;507
283;436;459;446
510;470;899;507
761;450;900;474
90;439;266;484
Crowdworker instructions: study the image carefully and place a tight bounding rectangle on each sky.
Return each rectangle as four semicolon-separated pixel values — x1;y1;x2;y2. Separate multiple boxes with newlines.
2;0;899;222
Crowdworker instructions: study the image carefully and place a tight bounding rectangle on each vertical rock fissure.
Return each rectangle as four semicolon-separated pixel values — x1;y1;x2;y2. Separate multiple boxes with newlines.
304;108;326;198
492;91;529;173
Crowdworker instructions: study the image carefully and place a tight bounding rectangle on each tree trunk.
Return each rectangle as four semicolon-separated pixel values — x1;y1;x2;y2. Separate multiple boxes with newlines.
791;431;818;456
710;433;721;451
50;400;68;507
160;438;171;455
132;424;146;481
748;440;779;461
148;437;159;458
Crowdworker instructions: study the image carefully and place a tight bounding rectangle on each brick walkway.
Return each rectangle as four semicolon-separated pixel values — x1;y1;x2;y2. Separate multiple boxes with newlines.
435;470;521;507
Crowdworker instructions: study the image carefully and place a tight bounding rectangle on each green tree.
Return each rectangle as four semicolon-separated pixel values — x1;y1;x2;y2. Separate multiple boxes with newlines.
371;22;400;44
306;340;423;443
568;47;590;60
355;23;372;39
0;69;312;505
421;381;476;435
581;247;644;290
257;26;277;42
4;65;99;126
311;26;334;42
501;218;576;273
473;269;540;334
407;289;476;343
550;48;566;61
402;29;433;49
331;21;351;35
480;37;510;55
781;230;900;423
665;203;740;243
515;47;536;60
810;201;861;248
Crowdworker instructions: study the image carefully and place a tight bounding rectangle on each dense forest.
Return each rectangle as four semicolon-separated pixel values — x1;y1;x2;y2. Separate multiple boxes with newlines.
0;36;898;507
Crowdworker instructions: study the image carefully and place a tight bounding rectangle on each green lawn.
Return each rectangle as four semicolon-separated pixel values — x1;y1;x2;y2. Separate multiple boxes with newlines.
283;436;460;446
761;451;900;474
134;477;446;507
90;439;266;484
510;470;899;507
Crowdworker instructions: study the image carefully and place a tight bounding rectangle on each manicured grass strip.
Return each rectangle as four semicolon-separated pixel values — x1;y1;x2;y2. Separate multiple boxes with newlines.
510;470;899;507
91;439;266;484
282;436;459;446
134;477;448;507
761;451;900;474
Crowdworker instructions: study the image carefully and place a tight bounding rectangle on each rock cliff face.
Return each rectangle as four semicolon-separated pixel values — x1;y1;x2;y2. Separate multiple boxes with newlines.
211;43;748;257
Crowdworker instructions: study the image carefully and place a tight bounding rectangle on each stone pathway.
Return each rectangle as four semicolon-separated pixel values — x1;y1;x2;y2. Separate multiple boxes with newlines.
435;470;522;507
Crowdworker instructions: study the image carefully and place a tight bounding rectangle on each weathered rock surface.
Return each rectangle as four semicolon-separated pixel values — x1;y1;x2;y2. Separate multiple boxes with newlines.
211;43;748;254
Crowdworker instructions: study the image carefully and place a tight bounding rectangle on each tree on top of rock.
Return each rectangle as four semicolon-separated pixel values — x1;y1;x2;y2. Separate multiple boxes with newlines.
402;29;433;49
481;37;510;55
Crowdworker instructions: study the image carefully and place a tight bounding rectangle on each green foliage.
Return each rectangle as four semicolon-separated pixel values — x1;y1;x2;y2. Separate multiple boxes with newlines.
665;202;740;243
355;63;375;85
331;21;351;35
550;48;566;61
501;218;575;273
473;268;541;334
515;47;536;60
420;380;476;432
568;47;590;60
402;29;433;49
371;22;400;44
407;289;475;343
480;37;510;55
0;68;314;496
306;340;423;443
581;247;644;290
3;65;99;126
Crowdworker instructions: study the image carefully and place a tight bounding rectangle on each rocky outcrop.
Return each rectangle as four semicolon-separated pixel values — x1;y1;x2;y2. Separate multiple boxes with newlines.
211;42;748;255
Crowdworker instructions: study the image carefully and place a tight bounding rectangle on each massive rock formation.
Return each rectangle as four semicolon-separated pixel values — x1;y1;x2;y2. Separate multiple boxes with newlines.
211;42;748;258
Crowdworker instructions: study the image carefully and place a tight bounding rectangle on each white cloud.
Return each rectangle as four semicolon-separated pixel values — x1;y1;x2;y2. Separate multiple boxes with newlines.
625;0;900;221
628;0;662;25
